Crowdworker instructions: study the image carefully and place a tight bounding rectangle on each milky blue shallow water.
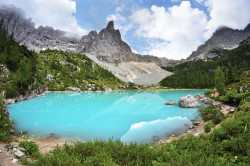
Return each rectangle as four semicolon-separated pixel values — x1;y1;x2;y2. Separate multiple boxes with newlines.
7;90;205;143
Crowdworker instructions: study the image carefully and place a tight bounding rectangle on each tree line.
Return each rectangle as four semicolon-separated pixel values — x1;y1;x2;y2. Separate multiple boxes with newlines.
160;42;250;89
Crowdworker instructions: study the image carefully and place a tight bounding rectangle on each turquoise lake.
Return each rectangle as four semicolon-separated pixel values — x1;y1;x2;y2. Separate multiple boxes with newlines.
7;90;205;143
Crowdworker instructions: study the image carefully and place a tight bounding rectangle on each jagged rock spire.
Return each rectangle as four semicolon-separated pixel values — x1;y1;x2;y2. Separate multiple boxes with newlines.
106;21;115;31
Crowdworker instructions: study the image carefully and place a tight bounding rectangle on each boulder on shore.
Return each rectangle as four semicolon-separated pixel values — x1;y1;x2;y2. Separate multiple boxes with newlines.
67;87;81;92
200;97;213;104
178;95;198;108
194;94;204;100
165;100;176;105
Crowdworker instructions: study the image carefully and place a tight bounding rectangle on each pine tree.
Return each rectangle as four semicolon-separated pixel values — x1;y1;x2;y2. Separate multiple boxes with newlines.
17;58;32;88
214;67;225;94
9;45;20;71
0;47;7;64
226;62;234;84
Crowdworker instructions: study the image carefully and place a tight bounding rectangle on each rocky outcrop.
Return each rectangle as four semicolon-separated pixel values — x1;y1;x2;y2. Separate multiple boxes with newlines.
0;5;80;52
76;21;173;66
0;64;10;78
165;100;176;105
3;85;45;105
67;87;81;92
178;95;198;108
187;24;250;60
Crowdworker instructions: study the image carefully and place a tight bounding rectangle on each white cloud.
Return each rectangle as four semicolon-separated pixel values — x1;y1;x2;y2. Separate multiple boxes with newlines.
115;4;125;12
204;0;250;38
0;0;87;35
131;1;208;59
129;0;250;59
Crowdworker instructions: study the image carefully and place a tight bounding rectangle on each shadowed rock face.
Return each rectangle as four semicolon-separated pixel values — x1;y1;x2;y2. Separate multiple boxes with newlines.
0;5;80;52
76;21;134;64
187;24;250;60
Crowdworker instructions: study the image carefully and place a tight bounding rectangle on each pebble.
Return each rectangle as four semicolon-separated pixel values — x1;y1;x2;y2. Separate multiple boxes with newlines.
11;158;18;164
194;132;201;137
189;125;194;129
193;121;200;125
229;108;235;113
18;147;25;152
13;149;25;158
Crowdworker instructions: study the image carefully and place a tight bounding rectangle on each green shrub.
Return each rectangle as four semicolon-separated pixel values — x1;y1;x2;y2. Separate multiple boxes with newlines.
199;104;223;124
204;122;214;132
19;140;40;158
217;91;250;105
204;89;214;96
0;95;13;142
238;96;250;111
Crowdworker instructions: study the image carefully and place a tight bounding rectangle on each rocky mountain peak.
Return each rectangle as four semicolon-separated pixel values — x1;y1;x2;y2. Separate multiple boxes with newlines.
187;23;250;60
77;21;132;63
0;5;172;85
106;21;114;31
244;23;250;31
88;30;97;36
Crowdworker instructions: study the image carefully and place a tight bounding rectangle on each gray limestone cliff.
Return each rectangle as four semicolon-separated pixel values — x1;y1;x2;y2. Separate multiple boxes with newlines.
187;24;250;60
0;5;80;52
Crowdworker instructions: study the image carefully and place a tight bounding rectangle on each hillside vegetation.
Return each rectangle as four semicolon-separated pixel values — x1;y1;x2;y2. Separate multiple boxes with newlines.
0;22;38;98
37;49;126;91
0;23;129;100
160;41;250;89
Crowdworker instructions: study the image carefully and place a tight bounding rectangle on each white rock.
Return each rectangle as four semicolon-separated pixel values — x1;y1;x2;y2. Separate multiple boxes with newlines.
194;132;202;137
4;98;16;105
13;149;25;158
67;87;81;92
200;98;213;104
193;121;200;125
178;95;198;108
18;147;25;152
11;158;18;164
229;108;235;113
194;94;204;100
165;100;176;105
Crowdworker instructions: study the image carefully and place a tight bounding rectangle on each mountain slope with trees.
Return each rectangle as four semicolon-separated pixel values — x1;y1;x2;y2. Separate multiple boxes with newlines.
160;40;250;89
0;23;130;101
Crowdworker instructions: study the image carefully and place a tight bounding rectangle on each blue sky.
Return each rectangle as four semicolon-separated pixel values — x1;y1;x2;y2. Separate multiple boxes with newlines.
0;0;250;59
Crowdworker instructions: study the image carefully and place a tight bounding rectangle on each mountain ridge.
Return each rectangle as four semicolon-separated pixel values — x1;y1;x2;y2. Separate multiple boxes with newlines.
187;23;250;60
0;5;171;85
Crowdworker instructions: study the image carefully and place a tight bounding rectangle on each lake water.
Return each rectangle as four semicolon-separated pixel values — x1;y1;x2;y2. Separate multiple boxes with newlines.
7;90;205;143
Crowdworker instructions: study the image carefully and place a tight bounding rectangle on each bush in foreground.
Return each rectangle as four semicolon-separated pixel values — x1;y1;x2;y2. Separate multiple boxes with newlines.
19;140;40;158
0;95;13;142
198;104;224;124
204;122;214;132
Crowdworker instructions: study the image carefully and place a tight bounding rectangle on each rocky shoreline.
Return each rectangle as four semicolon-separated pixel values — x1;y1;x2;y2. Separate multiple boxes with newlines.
155;94;235;145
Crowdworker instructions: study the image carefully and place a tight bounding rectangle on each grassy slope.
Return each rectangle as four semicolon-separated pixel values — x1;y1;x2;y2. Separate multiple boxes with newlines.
36;49;127;91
